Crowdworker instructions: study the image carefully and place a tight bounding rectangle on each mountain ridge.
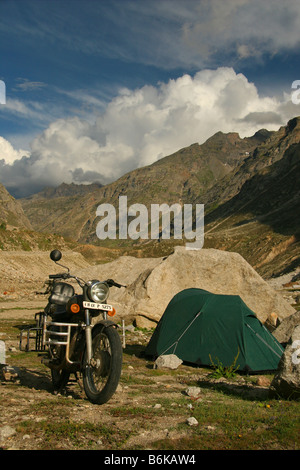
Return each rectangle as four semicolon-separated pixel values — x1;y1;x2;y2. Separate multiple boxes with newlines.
0;116;298;277
19;126;273;242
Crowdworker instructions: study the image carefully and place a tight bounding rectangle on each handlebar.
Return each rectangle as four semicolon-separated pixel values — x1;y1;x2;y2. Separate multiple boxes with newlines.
49;273;70;279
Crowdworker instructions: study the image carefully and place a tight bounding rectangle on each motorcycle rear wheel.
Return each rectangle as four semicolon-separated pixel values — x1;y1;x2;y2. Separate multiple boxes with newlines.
82;326;122;404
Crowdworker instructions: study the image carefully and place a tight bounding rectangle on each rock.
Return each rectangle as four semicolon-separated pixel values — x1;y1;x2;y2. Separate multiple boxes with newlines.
270;324;300;399
185;386;202;398
0;365;19;382
0;425;16;441
205;425;216;432
273;311;300;345
84;247;295;324
134;315;157;329
264;312;280;332
256;376;271;387
0;340;5;365
154;354;183;370
187;417;198;426
124;324;135;332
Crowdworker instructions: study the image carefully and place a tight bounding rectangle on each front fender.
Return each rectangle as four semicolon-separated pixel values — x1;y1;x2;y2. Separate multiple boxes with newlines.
92;320;119;336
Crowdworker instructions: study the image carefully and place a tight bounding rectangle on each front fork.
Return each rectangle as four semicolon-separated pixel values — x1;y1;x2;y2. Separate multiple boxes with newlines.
83;285;93;364
84;309;93;364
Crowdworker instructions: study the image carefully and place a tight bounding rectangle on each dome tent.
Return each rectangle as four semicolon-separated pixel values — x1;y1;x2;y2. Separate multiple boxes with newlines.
145;288;284;372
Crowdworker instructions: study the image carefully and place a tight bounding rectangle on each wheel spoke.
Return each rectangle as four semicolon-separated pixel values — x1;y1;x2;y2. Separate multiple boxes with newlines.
82;326;123;404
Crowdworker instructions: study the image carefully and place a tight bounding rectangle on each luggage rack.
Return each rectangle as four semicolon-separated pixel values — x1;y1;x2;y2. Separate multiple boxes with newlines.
19;312;46;352
19;313;78;353
20;314;81;367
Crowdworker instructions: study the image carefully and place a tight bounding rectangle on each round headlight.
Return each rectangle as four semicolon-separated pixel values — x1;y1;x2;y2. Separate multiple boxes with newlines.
88;281;109;303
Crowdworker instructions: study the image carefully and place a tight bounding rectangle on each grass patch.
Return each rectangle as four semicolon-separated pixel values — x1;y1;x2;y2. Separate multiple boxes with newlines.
1;321;299;450
152;396;300;450
17;419;130;450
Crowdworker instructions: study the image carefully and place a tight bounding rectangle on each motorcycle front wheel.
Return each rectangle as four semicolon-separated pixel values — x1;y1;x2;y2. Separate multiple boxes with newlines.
82;326;123;404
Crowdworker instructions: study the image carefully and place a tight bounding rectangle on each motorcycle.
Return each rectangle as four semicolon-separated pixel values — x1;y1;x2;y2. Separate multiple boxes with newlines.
20;249;125;404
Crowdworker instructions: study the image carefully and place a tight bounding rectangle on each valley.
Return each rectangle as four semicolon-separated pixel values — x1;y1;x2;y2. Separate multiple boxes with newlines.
0;116;298;279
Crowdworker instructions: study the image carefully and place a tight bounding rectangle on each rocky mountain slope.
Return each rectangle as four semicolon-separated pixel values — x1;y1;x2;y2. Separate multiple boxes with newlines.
20;127;272;242
204;117;300;277
12;116;300;277
0;183;32;230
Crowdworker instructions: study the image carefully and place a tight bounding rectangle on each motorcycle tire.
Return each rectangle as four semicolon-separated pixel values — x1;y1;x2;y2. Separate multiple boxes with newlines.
82;325;123;404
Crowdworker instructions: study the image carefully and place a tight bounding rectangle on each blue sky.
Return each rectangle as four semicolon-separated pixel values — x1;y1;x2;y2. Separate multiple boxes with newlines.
0;0;300;197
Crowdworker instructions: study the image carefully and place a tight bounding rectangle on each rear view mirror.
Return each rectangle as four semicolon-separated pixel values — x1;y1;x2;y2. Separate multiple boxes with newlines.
50;249;62;262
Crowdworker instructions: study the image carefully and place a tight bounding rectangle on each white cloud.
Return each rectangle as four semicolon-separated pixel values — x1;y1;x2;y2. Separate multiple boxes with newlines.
0;137;30;164
1;67;299;197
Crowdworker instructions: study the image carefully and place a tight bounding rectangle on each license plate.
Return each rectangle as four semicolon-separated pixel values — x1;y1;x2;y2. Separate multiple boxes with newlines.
83;301;113;311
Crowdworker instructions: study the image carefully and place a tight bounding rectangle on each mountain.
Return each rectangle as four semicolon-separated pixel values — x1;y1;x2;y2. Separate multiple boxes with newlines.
26;182;103;200
203;117;300;276
0;182;32;230
19;116;300;276
20;128;271;243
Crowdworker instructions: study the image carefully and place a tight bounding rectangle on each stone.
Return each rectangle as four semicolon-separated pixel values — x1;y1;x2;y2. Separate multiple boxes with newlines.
264;312;280;332
83;247;295;324
0;425;16;441
0;365;20;382
270;324;300;399
205;425;216;432
273;311;300;345
185;386;202;398
154;354;183;370
256;376;271;387
187;417;198;426
0;340;5;365
124;324;135;332
134;315;157;329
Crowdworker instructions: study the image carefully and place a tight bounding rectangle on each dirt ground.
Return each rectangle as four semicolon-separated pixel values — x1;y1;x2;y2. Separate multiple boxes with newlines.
0;302;214;451
0;258;299;451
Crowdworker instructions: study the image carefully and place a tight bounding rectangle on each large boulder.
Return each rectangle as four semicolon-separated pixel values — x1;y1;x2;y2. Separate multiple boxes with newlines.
270;324;300;399
273;311;300;345
81;247;294;324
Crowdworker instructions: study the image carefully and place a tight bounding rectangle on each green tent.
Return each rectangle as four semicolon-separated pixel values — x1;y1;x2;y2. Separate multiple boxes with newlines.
145;288;284;372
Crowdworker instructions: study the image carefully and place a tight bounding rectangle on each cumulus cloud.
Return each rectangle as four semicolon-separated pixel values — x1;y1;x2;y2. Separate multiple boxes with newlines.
0;137;30;164
1;67;299;197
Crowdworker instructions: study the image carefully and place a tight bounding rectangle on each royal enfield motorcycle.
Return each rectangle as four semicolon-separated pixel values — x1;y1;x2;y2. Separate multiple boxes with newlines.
20;249;125;404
